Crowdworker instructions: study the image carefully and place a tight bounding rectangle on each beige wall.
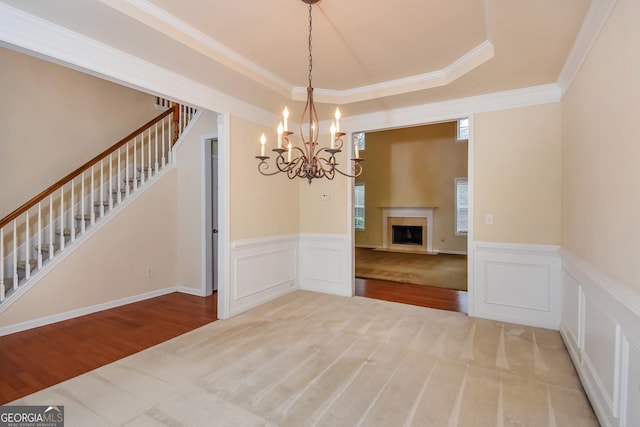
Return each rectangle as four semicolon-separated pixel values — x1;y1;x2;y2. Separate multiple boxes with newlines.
355;122;468;253
562;0;640;292
298;134;349;235
474;103;562;245
0;170;178;327
229;116;299;240
0;47;158;218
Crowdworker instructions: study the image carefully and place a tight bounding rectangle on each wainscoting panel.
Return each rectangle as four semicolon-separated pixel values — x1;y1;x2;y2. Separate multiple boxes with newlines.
299;234;351;296
622;337;640;427
561;269;583;361
229;235;298;317
473;242;561;329
560;249;640;427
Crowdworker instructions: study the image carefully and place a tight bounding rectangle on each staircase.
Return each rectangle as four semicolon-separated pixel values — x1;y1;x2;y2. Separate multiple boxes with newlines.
0;100;197;306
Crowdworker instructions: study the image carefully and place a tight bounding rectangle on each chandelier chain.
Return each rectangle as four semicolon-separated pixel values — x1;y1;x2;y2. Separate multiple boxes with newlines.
308;2;313;88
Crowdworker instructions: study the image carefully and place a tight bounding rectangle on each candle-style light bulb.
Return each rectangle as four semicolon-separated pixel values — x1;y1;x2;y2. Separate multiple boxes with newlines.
354;138;360;159
283;107;289;132
277;122;284;149
287;142;292;163
335;108;341;132
260;133;266;157
330;123;336;149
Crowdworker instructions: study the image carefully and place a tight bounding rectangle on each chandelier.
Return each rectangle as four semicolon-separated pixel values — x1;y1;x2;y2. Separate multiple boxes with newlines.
256;0;363;184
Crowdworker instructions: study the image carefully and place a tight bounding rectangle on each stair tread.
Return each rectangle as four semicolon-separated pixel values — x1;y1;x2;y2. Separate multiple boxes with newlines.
35;243;60;252
17;260;38;269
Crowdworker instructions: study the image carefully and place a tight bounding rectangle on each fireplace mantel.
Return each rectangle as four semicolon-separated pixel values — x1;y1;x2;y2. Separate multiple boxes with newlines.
381;207;436;253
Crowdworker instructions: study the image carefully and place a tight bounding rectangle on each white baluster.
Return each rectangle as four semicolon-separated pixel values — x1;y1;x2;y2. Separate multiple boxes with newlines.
118;147;123;203
168;117;173;164
59;187;65;251
140;133;145;186
37;202;42;269
12;220;18;290
90;166;95;226
0;227;4;301
109;153;114;211
25;209;30;279
81;172;86;234
126;141;131;198
154;123;159;174
133;136;137;192
49;194;54;259
70;180;76;242
146;127;151;181
161;119;166;167
100;159;105;218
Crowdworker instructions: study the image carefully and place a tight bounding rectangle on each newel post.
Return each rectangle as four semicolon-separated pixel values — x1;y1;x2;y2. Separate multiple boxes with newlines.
172;102;180;145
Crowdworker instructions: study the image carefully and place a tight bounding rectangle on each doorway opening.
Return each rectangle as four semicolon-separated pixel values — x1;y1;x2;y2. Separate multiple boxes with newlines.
353;119;470;313
204;137;218;295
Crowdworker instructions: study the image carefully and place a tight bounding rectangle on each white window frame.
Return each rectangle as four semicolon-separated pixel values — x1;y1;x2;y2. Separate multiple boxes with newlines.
457;118;469;141
353;131;365;152
455;177;468;236
354;183;365;230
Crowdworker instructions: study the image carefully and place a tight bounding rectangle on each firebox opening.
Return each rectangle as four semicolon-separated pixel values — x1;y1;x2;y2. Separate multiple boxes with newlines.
392;225;423;246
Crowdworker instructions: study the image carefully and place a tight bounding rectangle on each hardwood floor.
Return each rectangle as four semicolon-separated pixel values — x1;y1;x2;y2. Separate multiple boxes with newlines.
0;292;217;404
355;277;468;314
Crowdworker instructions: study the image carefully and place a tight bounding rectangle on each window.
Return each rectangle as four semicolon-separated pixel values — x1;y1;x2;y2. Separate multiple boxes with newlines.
455;177;468;235
353;131;365;152
457;118;469;141
354;183;365;230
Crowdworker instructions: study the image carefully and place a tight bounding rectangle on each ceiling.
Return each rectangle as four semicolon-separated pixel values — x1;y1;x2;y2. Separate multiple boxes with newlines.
0;0;592;118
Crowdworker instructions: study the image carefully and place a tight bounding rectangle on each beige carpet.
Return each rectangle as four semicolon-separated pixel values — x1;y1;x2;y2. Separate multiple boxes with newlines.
356;247;468;291
12;291;597;426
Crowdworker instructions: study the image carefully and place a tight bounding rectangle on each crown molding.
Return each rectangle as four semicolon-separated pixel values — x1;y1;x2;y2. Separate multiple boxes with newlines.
345;84;562;132
557;0;619;97
100;0;293;98
105;0;495;104
292;40;495;104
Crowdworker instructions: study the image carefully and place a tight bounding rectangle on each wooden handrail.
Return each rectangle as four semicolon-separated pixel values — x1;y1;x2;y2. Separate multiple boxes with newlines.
0;106;177;229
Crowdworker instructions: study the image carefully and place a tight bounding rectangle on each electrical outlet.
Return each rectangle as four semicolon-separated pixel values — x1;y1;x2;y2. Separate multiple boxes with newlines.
485;213;494;225
321;193;330;201
145;267;153;278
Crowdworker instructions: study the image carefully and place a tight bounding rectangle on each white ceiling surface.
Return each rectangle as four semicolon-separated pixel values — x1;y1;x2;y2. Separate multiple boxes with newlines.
0;0;591;117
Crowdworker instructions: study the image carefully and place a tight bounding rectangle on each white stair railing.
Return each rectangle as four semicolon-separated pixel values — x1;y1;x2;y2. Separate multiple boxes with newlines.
0;102;196;304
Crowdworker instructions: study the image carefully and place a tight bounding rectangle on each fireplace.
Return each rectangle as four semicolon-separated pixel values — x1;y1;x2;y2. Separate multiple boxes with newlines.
381;207;436;253
392;225;423;246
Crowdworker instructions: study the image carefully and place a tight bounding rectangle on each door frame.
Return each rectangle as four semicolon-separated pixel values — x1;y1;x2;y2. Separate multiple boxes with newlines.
347;114;475;316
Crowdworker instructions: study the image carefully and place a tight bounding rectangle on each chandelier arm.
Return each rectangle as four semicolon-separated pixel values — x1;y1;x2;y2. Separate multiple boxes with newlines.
332;160;364;178
257;158;286;176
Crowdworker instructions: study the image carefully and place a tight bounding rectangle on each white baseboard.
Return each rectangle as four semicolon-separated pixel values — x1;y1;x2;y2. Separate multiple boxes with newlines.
472;241;561;329
0;287;178;337
560;249;640;427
